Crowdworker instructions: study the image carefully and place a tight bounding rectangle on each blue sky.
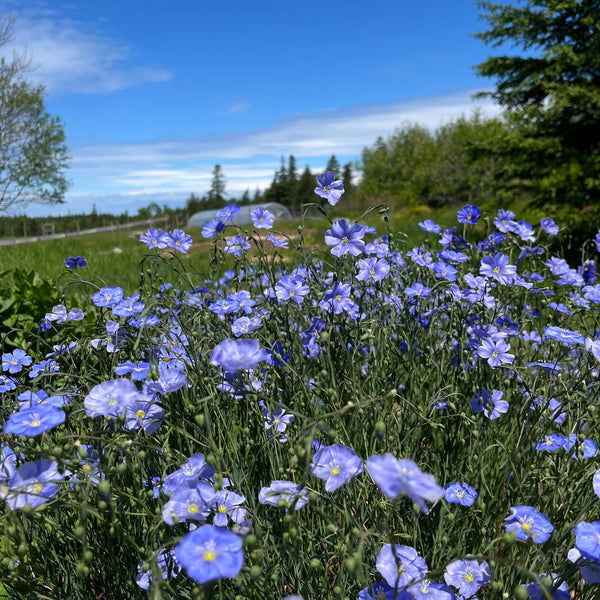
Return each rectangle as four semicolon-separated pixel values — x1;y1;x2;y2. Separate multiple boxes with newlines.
2;0;507;217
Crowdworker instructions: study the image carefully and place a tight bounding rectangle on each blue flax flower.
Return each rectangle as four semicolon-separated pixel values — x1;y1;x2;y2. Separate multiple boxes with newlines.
477;338;514;368
224;234;251;256
574;521;600;561
162;453;215;494
44;304;84;323
91;286;124;308
408;580;456;599
124;395;163;434
358;581;396;600
366;453;443;513
112;294;145;318
443;482;478;506
568;547;600;583
174;524;243;584
162;481;216;525
479;253;516;284
166;229;193;253
2;349;32;374
457;204;480;224
418;219;442;234
310;443;363;492
356;257;390;282
536;434;566;452
315;171;344;206
470;389;508;419
258;480;308;511
6;459;64;510
505;505;553;543
267;234;288;248
4;405;65;437
0;446;17;482
212;489;246;527
114;360;150;380
231;315;262;337
84;378;139;418
140;227;169;249
543;326;585;346
275;275;310;305
522;573;569;600
320;282;357;315
63;256;87;269
376;544;428;589
251;206;275;229
210;339;268;372
202;218;225;239
444;557;490;598
263;407;294;443
324;219;365;257
540;218;559;236
216;204;240;221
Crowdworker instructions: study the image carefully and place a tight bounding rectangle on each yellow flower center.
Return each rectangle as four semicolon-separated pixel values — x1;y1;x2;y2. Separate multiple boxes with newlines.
491;351;498;358
493;266;500;274
136;409;146;419
329;463;340;476
33;483;43;494
219;504;227;513
341;236;349;245
29;417;41;428
203;542;217;561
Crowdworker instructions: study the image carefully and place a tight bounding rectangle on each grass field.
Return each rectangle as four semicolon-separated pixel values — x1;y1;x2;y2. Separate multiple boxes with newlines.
0;203;474;292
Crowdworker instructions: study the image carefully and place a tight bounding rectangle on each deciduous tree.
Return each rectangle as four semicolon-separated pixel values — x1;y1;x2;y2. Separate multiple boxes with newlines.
0;16;70;213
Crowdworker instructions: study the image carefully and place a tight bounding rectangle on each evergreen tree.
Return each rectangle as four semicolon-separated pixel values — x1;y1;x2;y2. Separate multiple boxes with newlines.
287;155;298;184
342;162;354;196
185;193;204;214
294;166;315;213
207;165;226;206
240;189;251;205
474;0;600;208
326;155;341;174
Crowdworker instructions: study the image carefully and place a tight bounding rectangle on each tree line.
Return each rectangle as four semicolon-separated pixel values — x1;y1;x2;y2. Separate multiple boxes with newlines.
184;156;356;218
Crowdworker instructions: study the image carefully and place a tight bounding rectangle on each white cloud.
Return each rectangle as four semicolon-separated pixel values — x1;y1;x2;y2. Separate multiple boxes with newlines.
25;89;502;216
218;101;251;115
1;14;171;94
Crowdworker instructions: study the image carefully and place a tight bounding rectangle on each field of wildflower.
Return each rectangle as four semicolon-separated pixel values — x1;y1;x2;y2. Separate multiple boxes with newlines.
2;170;600;600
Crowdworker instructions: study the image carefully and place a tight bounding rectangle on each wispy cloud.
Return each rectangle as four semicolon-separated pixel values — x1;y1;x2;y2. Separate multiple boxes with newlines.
1;12;171;94
26;89;501;216
218;101;251;115
72;89;501;168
